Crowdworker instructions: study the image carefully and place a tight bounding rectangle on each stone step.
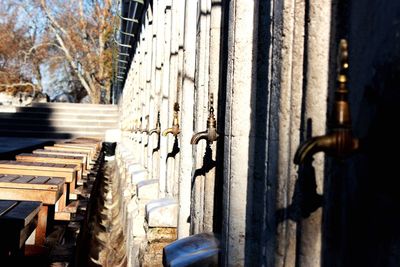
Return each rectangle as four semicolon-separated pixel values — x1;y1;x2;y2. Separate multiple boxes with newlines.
0;130;104;139
0;106;119;115
0;123;116;132
0;117;118;127
30;102;118;109
0;112;118;121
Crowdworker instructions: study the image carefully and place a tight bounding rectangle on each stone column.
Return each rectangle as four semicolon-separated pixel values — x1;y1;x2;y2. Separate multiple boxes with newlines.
145;10;154;177
191;0;211;234
154;0;165;192
222;0;259;265
178;0;196;238
202;0;222;233
166;0;180;197
159;1;172;197
298;1;332;266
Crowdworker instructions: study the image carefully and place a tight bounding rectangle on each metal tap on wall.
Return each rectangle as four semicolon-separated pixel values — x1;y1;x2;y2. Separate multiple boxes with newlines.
294;39;360;164
149;112;161;136
162;103;181;137
190;93;219;144
140;115;150;134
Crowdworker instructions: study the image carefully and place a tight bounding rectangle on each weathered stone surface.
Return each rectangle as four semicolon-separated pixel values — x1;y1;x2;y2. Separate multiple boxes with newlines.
146;227;177;243
137;179;159;200
131;169;148;184
146;198;178;228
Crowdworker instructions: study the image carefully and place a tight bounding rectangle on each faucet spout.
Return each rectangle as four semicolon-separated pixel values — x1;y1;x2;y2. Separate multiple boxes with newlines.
163;103;181;137
191;93;219;145
190;130;208;144
149;127;160;136
294;134;334;164
294;39;360;165
149;112;161;136
162;125;180;137
294;132;359;164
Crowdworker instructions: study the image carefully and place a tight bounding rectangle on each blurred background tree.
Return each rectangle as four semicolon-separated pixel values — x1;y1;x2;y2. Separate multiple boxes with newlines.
0;0;114;103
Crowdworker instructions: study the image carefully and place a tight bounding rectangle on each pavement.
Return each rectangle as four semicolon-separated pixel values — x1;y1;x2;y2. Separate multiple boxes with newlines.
0;137;54;160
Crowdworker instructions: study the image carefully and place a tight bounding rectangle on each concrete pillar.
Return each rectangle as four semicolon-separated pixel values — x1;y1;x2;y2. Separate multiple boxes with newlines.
149;3;159;180
191;0;211;234
166;0;180;197
298;1;332;266
159;1;172;197
222;0;259;265
178;0;196;238
144;12;152;172
202;0;222;234
272;1;306;266
174;0;185;199
154;0;164;188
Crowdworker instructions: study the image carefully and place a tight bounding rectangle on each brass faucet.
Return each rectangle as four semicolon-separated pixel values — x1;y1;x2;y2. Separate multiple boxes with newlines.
294;39;359;164
130;119;137;133
162;103;181;137
191;93;219;144
149;112;161;136
140;115;149;134
130;118;139;133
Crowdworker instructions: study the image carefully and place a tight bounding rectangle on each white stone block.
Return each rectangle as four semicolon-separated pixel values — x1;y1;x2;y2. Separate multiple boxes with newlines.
131;169;148;184
104;129;121;142
146;198;178;227
137;179;159;200
127;163;143;174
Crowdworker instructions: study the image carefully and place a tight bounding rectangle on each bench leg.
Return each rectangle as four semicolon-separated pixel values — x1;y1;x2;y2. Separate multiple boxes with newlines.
35;205;48;245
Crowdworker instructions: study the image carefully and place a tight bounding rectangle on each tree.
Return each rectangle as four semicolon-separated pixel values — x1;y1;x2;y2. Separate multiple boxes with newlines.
37;0;114;103
0;4;48;95
1;0;114;103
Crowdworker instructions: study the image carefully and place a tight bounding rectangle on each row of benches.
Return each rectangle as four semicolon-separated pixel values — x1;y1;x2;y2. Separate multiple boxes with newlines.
0;137;102;258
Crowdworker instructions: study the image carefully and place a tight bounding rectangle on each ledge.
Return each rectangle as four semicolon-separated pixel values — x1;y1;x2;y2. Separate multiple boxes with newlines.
145;198;178;227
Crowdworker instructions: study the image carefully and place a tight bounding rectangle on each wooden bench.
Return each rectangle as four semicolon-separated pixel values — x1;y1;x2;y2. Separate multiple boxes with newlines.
0;200;42;257
16;153;84;184
44;146;96;166
32;149;91;170
54;143;99;159
62;139;102;151
0;175;64;245
0;161;79;221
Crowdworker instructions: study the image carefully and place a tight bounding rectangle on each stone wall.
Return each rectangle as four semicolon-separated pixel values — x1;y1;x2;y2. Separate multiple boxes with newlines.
112;0;391;266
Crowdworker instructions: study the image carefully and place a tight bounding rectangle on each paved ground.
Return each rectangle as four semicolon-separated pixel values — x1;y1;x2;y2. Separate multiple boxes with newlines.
0;137;54;159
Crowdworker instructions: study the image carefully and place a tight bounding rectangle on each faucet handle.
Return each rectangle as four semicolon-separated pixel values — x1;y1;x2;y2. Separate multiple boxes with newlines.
337;39;349;83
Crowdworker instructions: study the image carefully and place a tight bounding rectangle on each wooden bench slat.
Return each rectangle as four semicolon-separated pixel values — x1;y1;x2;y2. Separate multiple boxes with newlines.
13;175;36;184
0;160;78;171
0;200;18;216
0;174;20;182
17;153;84;160
0;175;63;190
29;176;51;184
1;201;42;228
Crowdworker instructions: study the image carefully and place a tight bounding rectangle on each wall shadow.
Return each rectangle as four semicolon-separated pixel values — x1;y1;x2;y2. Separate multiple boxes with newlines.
166;136;180;160
243;0;273;265
0;105;75;159
191;143;216;190
152;133;160;154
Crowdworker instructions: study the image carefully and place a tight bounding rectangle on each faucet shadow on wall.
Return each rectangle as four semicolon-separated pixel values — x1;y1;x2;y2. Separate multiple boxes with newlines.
191;143;217;190
166;136;180;160
152;133;160;154
276;119;323;224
